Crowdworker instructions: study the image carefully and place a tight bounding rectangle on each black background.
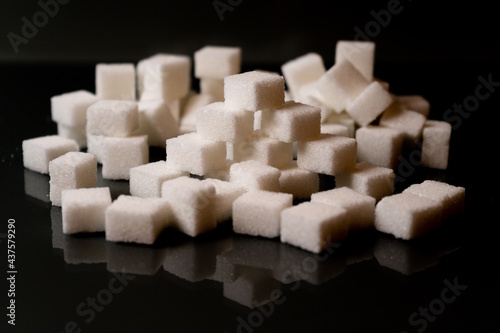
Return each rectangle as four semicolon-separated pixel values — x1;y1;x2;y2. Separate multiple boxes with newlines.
1;1;500;333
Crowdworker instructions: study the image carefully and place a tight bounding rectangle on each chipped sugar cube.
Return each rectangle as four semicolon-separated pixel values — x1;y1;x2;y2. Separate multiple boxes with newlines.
261;101;321;142
280;202;349;254
224;70;285;111
86;100;139;138
278;161;319;199
136;99;179;147
196;102;254;142
335;40;375;81
232;190;293;238
355;125;404;169
335;162;395;201
161;176;217;237
101;135;149;180
61;187;112;234
281;52;326;100
297;133;357;176
129;161;188;198
202;178;246;223
51;90;99;127
22;135;79;174
105;195;170;244
166;132;226;176
311;187;376;231
96;63;136;100
229;160;281;192
421;120;452;170
374;192;442;240
346;81;394;127
194;45;241;79
49;152;97;206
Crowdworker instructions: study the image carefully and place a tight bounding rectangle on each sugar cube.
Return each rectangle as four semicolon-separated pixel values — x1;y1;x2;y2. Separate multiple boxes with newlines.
96;63;136;100
229;160;281;192
105;195;170;244
86;134;104;164
129;161;188;198
229;134;293;169
281;52;326;100
49;152;97;206
196;102;254;142
278;161;319;199
51;90;99;127
166;132;226;176
22;135;79;174
136;99;179;147
320;123;349;137
397;95;430;118
325;111;356;137
421;120;452;170
194;46;241;79
57;124;87;149
101;135;149;180
346;81;394;127
202;178;246;223
380;103;427;146
335;162;395;201
403;180;465;221
161;176;217;237
200;78;225;101
232;190;293;238
86;100;139;138
261;101;321;142
355;125;404;169
179;93;217;133
296;133;357;176
374;192;443;240
224;70;285;111
311;187;376;231
335;40;375;81
280;202;349;254
61;187;111;234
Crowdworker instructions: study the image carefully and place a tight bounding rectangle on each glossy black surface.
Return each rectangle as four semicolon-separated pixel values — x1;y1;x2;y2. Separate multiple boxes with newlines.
0;60;499;333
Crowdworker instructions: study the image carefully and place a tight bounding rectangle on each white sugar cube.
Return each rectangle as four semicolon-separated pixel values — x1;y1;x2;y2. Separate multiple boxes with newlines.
374;192;443;240
297;134;357;176
325;111;356;137
86;100;139;137
138;53;191;102
196;102;254;142
22;135;79;174
355;125;404;169
136;100;179;147
261;101;321;142
229;160;281;192
280;202;349;254
61;187;111;234
397;95;430;118
335;40;375;81
315;60;370;112
311;187;376;231
129;161;188;198
202;178;246;223
105;195;170;244
86;134;104;164
180;93;217;133
224;70;285;111
101;135;149;180
421;120;452;170
335;162;395;201
204;160;233;182
199;78;224;101
49;152;97;206
301;95;335;122
161;176;217;237
57;124;87;149
346;81;394;127
281;52;325;100
166;132;226;176
194;45;241;79
320;123;349;137
96;63;136;100
403;180;465;221
278;161;319;199
51;90;99;127
232;190;293;238
229;134;293;169
380;104;427;146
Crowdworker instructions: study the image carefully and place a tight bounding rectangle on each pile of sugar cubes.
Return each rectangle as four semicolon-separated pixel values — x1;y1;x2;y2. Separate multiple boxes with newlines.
22;41;465;254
